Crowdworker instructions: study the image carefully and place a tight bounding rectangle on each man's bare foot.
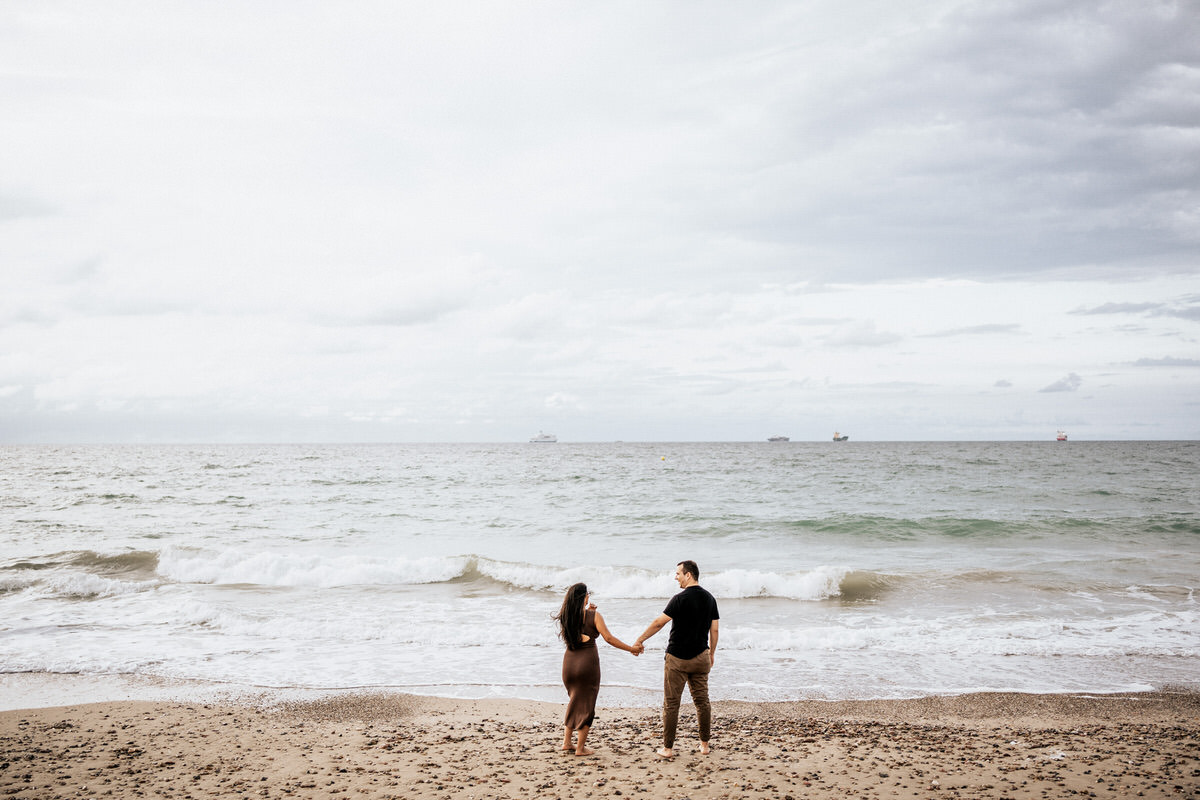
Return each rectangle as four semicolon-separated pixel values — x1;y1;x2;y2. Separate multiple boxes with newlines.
699;742;711;755
574;747;595;756
655;747;675;759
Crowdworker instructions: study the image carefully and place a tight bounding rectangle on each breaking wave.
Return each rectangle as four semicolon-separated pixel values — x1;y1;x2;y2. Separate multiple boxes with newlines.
18;547;1181;605
151;547;870;600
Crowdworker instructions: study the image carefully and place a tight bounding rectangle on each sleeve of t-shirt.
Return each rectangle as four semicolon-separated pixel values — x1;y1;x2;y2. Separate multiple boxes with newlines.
711;597;720;620
663;594;681;618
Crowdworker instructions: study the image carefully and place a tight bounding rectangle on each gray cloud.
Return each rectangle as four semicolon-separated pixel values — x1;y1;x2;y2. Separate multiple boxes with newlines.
1040;372;1083;392
718;0;1200;282
317;299;468;329
1154;305;1200;322
1072;297;1200;322
1071;302;1165;315
0;306;56;326
824;321;903;348
1133;357;1200;367
52;258;102;286
920;324;1021;338
2;2;1199;442
0;192;55;223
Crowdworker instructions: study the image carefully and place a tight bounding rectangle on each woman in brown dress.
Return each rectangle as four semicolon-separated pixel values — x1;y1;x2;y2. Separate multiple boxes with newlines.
555;582;641;755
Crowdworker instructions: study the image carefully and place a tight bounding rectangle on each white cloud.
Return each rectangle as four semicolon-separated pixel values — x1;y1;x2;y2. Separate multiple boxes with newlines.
1;1;1198;442
544;393;582;411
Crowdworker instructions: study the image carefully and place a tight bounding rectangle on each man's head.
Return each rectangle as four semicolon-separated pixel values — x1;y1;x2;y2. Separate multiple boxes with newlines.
675;560;699;588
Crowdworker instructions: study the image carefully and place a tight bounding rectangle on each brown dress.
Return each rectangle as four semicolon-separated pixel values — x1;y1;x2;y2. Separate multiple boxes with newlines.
562;608;601;730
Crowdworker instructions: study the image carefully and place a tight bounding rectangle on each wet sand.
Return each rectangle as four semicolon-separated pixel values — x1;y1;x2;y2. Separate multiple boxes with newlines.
2;691;1197;799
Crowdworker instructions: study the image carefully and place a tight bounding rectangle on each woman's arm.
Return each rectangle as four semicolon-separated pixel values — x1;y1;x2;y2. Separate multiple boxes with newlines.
594;611;640;654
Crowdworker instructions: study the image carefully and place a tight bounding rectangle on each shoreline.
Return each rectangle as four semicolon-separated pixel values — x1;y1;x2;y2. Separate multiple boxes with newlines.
2;689;1196;799
2;670;1188;713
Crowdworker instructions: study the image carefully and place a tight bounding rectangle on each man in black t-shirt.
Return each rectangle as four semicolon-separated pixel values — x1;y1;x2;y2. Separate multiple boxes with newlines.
633;559;720;758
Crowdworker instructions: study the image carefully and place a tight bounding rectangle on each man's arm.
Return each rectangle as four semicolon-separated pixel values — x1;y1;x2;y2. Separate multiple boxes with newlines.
593;610;640;655
635;613;672;651
709;619;719;666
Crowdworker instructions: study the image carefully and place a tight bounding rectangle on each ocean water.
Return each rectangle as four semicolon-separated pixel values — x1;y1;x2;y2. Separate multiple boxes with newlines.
1;441;1197;708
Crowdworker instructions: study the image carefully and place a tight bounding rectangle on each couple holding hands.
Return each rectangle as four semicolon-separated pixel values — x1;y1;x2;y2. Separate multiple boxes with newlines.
555;560;719;758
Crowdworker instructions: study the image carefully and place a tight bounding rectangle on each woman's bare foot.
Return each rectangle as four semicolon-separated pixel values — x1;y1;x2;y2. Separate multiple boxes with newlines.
574;727;591;755
574;746;595;756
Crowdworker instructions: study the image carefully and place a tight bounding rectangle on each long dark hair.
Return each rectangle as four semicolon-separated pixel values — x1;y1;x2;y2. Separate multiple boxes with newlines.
555;582;589;650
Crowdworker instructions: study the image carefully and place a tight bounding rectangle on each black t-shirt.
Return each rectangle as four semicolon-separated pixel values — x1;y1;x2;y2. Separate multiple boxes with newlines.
663;585;720;660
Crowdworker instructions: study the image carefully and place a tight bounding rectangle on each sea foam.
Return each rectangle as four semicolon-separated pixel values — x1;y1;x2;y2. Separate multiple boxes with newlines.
153;546;854;600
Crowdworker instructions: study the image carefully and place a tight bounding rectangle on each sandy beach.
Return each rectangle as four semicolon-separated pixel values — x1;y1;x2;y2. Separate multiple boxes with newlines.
2;690;1197;799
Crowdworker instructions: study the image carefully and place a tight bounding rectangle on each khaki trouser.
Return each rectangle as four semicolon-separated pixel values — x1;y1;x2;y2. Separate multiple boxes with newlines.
662;650;711;748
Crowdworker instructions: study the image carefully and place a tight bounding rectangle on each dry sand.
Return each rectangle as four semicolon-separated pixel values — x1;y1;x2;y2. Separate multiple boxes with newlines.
2;690;1197;799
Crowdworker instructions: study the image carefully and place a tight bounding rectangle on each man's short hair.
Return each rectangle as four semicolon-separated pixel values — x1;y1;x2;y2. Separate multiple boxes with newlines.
677;560;699;580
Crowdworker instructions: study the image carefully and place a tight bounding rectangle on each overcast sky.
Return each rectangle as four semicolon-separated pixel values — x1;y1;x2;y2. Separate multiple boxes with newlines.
2;1;1198;443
